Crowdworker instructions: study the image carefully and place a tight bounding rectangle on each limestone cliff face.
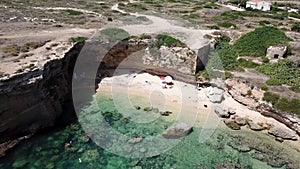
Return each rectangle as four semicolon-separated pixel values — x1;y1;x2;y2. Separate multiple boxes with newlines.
0;42;84;143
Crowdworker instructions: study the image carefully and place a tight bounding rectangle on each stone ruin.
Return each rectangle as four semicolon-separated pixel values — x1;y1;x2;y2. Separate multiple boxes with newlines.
266;45;287;60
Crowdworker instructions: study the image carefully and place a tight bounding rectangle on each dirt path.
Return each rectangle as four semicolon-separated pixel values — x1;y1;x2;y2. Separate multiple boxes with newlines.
110;3;215;51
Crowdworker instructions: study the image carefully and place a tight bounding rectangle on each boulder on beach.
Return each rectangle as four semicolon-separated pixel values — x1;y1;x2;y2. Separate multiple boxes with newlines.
248;122;264;131
206;87;225;103
223;119;241;130
234;117;247;126
162;122;192;139
214;106;230;118
268;126;298;141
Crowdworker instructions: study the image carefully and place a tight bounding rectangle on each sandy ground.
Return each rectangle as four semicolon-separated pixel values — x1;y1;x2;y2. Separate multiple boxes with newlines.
110;3;214;51
96;73;300;145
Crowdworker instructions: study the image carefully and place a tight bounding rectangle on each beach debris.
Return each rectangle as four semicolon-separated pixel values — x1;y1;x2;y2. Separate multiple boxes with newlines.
268;126;298;141
162;122;192;139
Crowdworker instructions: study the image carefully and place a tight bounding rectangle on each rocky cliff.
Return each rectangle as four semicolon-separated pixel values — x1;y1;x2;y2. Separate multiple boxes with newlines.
0;42;84;144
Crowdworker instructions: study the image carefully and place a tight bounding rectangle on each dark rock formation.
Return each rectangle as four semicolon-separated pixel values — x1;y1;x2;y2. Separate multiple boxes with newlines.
196;43;211;72
0;42;84;144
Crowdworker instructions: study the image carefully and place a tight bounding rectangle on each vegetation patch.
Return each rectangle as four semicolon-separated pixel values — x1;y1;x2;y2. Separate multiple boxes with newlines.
263;91;300;115
153;34;184;49
237;58;259;68
100;28;130;42
234;27;291;57
64;9;83;15
257;60;300;87
70;37;87;43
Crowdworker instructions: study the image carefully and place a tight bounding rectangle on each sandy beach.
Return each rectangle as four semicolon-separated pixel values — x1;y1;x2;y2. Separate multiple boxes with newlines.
96;73;300;149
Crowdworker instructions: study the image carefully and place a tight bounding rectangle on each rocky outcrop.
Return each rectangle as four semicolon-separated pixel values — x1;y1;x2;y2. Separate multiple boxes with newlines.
206;87;225;103
196;43;211;72
0;42;84;144
268;126;298;141
162;122;192;139
225;78;300;136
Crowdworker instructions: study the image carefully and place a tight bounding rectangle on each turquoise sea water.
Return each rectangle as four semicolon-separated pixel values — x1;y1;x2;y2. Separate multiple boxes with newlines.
0;94;299;169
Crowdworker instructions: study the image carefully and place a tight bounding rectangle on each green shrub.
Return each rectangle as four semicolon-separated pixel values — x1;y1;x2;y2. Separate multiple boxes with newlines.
291;23;300;32
261;84;269;91
234;26;291;57
257;60;300;87
225;71;233;79
247;90;252;96
237;58;259;68
275;97;300;115
218;22;237;28
100;28;130;42
263;91;280;105
290;86;300;93
216;42;238;70
64;9;83;15
153;34;184;48
266;78;282;86
70;37;87;43
128;3;148;11
140;34;151;39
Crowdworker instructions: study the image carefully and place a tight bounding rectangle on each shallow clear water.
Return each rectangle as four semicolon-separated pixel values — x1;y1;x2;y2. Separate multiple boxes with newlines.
0;94;299;169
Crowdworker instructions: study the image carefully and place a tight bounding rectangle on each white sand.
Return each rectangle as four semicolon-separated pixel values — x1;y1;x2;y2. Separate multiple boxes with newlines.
97;73;300;144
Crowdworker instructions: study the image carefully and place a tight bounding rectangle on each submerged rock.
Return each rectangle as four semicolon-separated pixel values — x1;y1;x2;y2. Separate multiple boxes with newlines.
143;107;153;112
268;126;298;141
223;119;241;130
128;136;143;144
162;122;192;139
160;111;172;116
214;161;242;169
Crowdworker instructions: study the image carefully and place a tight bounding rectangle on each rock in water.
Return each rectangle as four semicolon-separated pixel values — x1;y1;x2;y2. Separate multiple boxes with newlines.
162;122;192;139
268;126;298;141
223;119;241;130
235;117;247;126
207;87;224;103
248;122;264;131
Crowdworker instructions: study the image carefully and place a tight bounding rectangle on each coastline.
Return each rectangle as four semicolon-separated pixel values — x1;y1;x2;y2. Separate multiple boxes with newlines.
96;73;300;149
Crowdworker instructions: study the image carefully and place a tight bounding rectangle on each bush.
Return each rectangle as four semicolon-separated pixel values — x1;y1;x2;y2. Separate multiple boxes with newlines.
263;91;280;105
257;60;300;87
70;37;87;43
234;26;291;57
218;22;237;28
290;86;300;93
153;34;184;48
100;28;130;42
237;58;259;68
225;71;233;79
216;42;238;70
64;9;83;15
247;90;252;96
140;34;152;39
291;23;300;32
261;84;269;91
275;97;300;115
266;78;282;86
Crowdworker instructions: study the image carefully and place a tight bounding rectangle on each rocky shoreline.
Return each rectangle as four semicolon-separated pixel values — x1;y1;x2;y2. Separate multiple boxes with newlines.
0;42;84;157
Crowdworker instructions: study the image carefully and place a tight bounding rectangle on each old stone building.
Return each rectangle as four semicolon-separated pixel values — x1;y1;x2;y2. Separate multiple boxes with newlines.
266;45;287;60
